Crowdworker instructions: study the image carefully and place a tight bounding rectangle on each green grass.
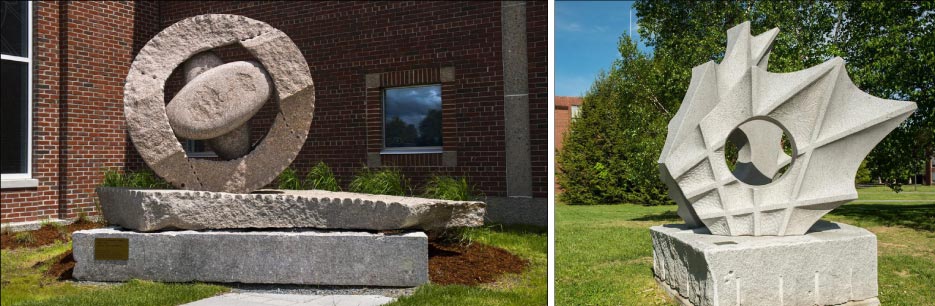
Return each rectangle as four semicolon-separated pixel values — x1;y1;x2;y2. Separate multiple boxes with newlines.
852;184;935;202
100;168;173;189
422;176;481;201
556;185;935;305
389;225;548;306
276;167;305;190
305;161;341;191
1;242;228;306
349;168;411;196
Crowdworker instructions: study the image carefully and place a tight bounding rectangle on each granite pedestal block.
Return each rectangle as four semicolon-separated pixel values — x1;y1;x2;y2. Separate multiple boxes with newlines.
73;228;428;287
651;221;878;306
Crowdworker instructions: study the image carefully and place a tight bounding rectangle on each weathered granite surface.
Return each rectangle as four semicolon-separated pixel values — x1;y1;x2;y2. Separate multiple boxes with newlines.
182;51;224;83
98;187;486;231
651;221;878;306
178;52;255;160
167;61;271;140
73;228;428;287
206;124;253;160
657;21;917;236
125;14;315;193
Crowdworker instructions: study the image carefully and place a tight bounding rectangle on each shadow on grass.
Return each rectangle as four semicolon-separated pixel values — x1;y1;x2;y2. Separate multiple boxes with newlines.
483;223;547;235
630;210;681;222
829;204;935;232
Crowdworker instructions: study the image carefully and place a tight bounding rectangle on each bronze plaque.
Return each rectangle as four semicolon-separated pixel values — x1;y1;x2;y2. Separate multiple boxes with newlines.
94;238;129;261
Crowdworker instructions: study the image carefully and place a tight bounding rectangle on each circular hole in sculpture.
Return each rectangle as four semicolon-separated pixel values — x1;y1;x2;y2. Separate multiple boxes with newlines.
723;119;795;186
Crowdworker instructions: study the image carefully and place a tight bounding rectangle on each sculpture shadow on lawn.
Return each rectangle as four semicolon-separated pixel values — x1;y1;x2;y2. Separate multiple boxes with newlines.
630;210;681;222
828;203;935;232
636;203;934;232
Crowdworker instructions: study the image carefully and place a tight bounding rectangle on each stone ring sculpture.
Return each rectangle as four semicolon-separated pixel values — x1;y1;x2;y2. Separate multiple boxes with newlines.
124;14;315;194
658;22;917;236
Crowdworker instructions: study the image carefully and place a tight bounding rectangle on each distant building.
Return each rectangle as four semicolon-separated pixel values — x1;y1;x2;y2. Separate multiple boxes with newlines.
554;96;583;193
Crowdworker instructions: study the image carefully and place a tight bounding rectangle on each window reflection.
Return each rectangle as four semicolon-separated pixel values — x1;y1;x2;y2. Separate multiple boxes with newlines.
383;85;442;148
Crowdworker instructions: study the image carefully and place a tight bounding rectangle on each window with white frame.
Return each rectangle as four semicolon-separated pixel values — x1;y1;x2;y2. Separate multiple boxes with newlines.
382;85;442;153
1;1;32;179
570;105;581;120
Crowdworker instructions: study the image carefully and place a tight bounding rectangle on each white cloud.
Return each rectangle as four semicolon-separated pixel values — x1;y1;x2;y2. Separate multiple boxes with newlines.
558;21;583;32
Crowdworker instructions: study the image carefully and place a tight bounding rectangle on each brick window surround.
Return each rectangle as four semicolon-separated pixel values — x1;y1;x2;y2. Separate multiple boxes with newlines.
365;67;457;168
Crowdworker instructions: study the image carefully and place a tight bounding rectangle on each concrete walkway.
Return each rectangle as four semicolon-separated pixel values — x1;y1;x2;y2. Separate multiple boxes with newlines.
182;293;395;306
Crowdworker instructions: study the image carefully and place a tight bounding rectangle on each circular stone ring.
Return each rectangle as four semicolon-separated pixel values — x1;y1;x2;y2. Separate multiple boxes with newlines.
124;14;315;193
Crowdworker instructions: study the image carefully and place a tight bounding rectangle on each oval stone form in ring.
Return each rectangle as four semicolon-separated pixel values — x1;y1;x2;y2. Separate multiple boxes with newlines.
167;61;271;140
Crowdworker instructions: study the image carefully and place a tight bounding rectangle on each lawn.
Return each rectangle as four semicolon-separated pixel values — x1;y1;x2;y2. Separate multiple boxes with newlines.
0;225;546;306
555;185;935;305
0;240;230;306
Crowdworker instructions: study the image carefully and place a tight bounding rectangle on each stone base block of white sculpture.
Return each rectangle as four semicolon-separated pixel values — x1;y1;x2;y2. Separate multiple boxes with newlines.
651;221;878;306
73;228;428;287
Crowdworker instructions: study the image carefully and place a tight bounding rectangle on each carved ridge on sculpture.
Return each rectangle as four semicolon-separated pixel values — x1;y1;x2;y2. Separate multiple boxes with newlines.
96;187;486;232
658;21;917;236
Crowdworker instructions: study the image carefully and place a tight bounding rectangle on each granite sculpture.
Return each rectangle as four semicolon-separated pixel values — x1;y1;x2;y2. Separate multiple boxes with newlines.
124;14;315;194
658;21;917;236
75;14;484;287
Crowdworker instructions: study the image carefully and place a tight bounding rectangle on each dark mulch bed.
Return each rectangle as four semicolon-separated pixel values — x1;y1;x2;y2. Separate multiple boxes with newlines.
428;241;527;285
42;250;76;280
0;219;105;250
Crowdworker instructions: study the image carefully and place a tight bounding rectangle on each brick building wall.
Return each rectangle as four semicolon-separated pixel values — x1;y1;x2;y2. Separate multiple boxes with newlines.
1;1;546;224
1;2;160;223
553;96;582;193
554;96;582;153
526;0;548;198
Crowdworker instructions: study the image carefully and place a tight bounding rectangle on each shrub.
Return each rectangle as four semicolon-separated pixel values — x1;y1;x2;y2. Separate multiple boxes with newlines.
349;168;409;196
276;167;305;190
102;168;126;187
128;170;173;189
101;168;173;189
556;36;671;206
305;161;341;191
13;231;36;244
40;219;65;232
76;211;92;224
433;227;475;246
856;159;872;185
422;176;479;201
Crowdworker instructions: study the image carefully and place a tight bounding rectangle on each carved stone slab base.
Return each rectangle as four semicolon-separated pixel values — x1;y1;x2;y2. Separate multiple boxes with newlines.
98;187;485;232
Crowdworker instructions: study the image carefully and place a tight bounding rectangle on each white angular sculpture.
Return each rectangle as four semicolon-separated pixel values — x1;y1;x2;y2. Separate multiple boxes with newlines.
658;22;917;236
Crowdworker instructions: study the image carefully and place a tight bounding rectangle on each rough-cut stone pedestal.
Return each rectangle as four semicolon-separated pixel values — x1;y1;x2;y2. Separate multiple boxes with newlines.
73;228;428;287
651;221;878;306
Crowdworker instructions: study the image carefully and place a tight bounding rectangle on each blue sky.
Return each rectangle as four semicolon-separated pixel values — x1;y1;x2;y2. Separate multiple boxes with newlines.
556;1;652;97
